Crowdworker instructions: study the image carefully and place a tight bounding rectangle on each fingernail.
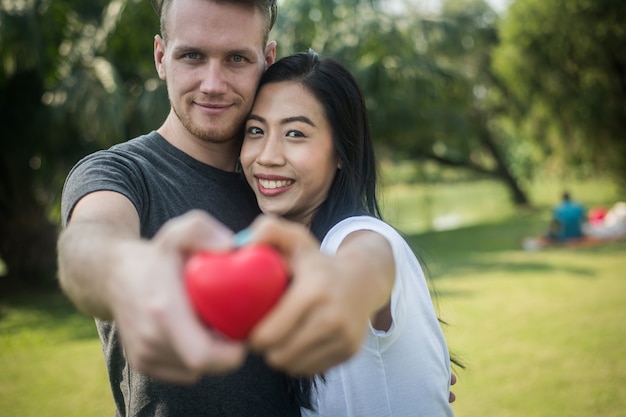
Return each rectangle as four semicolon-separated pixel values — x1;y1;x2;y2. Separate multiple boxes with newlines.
233;228;252;247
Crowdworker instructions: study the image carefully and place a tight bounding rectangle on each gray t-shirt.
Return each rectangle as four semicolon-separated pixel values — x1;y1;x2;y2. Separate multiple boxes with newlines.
61;132;300;417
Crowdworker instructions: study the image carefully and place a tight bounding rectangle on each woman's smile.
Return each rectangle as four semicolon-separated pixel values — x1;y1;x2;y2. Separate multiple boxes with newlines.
256;175;295;194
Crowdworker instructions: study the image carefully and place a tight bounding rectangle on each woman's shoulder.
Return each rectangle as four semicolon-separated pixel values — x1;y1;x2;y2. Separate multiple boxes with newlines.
324;215;399;240
321;215;406;254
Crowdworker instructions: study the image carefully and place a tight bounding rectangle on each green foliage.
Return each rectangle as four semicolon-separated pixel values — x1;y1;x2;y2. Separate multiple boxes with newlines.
274;0;531;204
0;0;166;287
2;0;622;286
493;0;626;183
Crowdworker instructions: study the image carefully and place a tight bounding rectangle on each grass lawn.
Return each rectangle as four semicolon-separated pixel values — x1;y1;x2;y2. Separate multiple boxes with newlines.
411;226;626;417
0;292;113;417
1;178;624;416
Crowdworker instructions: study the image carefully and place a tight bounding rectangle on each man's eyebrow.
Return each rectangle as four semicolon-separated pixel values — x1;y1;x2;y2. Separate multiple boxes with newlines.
171;45;198;54
229;47;258;57
171;45;257;58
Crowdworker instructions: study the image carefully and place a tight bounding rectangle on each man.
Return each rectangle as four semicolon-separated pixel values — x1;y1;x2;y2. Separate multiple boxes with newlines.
57;1;307;415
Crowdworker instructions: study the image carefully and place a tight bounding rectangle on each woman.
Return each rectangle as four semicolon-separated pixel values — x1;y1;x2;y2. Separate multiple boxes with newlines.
240;50;456;416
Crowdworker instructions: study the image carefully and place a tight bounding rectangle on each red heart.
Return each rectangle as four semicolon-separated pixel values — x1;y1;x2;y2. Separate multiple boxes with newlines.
184;244;289;340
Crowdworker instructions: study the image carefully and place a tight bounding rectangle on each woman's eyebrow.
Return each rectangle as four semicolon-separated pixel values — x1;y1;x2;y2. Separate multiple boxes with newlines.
281;116;315;127
247;114;265;123
247;114;316;127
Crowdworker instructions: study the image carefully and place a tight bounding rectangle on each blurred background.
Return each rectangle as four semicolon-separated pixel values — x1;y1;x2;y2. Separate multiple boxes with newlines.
1;0;625;416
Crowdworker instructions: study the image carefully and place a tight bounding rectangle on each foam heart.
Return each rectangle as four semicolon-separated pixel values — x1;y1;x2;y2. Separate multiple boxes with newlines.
184;244;289;340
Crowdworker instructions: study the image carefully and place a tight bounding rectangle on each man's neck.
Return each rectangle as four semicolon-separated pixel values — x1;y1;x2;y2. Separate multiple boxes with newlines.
157;115;241;172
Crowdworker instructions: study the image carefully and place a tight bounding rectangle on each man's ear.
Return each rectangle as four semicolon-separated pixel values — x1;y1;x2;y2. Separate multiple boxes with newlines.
154;34;166;80
264;41;277;68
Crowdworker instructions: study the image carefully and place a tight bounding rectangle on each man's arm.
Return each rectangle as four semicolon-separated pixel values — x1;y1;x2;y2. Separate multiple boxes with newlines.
58;191;140;319
58;191;247;383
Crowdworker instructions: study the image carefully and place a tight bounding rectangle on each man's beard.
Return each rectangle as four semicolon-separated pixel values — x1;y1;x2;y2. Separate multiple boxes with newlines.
173;103;243;144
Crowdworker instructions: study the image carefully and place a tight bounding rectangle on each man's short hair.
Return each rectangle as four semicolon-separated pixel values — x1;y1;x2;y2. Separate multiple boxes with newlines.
152;0;278;45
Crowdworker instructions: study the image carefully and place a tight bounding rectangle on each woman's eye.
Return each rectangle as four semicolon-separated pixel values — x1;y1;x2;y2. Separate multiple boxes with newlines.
246;126;263;135
286;130;305;138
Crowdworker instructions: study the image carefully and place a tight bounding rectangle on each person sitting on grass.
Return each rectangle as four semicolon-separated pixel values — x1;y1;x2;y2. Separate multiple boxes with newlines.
547;191;586;242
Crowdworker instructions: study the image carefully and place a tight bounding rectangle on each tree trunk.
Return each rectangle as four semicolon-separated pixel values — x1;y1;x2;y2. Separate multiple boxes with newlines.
472;109;530;206
0;70;59;291
0;185;59;291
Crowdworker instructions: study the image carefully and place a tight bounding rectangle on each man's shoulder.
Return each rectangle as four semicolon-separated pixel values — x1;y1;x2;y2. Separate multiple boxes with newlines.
73;131;165;168
107;131;163;155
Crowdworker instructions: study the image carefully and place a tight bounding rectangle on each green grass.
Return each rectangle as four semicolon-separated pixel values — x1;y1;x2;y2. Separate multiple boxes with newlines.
381;177;620;234
0;292;113;417
413;229;626;417
393;178;626;417
1;178;624;416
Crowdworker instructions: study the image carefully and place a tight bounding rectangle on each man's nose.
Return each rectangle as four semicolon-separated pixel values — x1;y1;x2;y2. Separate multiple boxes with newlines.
199;61;228;95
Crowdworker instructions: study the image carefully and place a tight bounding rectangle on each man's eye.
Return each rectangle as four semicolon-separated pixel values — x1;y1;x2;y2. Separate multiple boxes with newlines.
232;55;246;63
185;52;200;60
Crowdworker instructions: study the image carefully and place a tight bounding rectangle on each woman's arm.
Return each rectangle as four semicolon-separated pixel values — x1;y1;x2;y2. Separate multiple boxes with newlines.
334;229;395;332
247;215;395;375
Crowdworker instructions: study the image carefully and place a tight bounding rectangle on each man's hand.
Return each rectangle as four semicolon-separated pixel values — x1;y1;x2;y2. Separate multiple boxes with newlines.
110;210;249;383
58;192;247;383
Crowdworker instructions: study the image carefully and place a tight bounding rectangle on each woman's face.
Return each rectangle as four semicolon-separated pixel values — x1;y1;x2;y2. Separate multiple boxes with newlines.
240;81;339;226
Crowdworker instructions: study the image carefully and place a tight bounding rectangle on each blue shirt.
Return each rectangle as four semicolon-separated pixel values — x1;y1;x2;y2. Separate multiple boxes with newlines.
553;200;585;240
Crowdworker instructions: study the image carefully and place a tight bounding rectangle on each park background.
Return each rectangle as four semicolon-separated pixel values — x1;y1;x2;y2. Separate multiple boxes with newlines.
1;0;625;416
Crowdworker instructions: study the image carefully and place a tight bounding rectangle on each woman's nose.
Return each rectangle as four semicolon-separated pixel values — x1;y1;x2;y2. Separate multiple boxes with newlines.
256;136;285;166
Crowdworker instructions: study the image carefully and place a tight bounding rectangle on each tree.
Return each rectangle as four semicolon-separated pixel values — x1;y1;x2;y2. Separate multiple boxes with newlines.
274;0;531;204
0;0;163;289
389;0;530;204
493;0;626;185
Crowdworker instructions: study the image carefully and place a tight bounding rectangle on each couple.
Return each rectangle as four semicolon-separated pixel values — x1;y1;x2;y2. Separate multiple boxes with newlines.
58;0;456;416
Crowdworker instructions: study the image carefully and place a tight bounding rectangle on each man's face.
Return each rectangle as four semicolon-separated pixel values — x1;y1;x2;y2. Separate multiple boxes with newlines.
154;0;276;144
